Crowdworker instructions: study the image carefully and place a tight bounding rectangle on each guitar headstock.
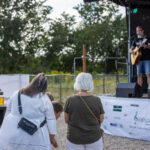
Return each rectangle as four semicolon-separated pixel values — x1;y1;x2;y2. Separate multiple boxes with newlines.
142;38;148;44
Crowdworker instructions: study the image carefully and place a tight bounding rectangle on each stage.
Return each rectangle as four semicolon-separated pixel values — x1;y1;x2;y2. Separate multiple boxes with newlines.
100;95;150;141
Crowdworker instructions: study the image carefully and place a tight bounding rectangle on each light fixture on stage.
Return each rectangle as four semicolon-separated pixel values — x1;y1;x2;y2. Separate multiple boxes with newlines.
132;8;138;14
83;0;99;2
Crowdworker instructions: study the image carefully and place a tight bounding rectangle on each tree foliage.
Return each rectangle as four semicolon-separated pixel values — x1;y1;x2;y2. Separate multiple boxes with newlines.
73;0;127;73
0;0;52;73
0;0;127;74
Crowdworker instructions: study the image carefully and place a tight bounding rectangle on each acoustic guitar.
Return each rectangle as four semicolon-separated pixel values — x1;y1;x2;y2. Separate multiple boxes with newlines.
131;39;147;65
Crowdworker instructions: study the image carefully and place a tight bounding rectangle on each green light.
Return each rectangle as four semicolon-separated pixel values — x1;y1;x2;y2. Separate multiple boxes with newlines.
133;8;138;14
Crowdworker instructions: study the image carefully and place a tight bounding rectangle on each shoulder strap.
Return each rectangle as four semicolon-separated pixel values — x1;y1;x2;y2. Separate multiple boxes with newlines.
40;118;47;127
79;96;99;125
18;91;22;114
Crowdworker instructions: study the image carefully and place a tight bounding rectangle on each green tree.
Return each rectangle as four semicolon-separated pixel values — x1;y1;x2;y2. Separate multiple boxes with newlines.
73;0;127;73
0;0;127;74
0;0;52;73
43;12;76;72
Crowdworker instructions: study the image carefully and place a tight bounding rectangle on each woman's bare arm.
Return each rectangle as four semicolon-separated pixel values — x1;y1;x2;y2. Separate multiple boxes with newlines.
64;112;69;123
100;114;104;123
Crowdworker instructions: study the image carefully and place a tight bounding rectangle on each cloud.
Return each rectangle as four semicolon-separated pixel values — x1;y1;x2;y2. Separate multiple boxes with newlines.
45;0;125;20
45;0;83;19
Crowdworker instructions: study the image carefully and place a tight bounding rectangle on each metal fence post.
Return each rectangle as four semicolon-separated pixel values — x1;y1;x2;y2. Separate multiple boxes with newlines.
103;76;105;94
59;74;62;103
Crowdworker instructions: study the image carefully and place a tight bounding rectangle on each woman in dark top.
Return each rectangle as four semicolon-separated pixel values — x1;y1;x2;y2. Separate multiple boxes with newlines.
64;72;104;150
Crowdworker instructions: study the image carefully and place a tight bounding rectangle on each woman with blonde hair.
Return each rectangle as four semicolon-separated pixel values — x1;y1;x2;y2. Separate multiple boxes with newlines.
0;73;57;150
64;72;104;150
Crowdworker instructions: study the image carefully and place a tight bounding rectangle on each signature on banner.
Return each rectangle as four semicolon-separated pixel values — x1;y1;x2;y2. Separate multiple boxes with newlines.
134;111;150;124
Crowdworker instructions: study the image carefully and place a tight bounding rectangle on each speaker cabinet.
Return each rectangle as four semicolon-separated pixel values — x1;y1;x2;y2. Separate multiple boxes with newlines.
116;83;137;98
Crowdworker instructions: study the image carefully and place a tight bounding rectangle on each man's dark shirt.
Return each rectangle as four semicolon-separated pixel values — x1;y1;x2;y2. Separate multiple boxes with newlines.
132;36;150;61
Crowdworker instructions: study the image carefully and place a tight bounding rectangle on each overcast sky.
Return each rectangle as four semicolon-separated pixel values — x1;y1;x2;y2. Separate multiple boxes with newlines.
45;0;125;20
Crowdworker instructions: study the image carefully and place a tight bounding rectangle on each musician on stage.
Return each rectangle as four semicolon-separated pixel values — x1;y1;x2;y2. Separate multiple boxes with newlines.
130;26;150;92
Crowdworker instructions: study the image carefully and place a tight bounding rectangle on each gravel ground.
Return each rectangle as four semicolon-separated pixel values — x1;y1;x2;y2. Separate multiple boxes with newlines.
53;113;150;150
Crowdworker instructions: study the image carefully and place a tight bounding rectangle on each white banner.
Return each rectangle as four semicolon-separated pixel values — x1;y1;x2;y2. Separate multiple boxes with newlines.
0;74;29;98
100;96;150;141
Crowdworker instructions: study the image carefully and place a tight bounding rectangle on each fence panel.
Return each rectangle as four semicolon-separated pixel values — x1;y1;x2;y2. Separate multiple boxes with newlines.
30;74;128;104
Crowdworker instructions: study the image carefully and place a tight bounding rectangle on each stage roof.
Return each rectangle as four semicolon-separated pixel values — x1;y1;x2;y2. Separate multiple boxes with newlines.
109;0;150;8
